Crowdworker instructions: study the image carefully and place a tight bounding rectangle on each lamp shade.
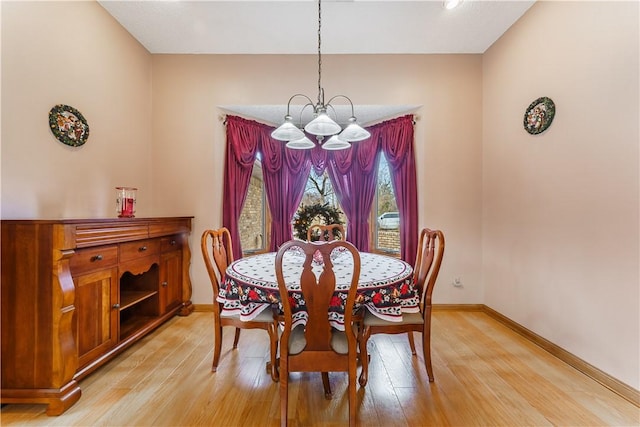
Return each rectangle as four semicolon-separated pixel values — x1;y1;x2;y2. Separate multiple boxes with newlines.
304;112;341;136
339;121;371;142
271;117;305;141
286;136;316;150
322;135;351;151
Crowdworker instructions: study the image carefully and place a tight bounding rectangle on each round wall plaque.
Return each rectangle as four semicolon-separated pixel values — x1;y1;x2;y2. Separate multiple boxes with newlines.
523;97;555;135
49;104;90;147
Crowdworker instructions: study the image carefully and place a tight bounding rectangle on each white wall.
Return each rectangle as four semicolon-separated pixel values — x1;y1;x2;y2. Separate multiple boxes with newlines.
1;1;153;219
483;1;639;390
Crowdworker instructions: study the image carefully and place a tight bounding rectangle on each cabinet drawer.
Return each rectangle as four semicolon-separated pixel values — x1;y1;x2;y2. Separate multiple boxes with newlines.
119;239;160;263
161;235;183;252
70;246;118;276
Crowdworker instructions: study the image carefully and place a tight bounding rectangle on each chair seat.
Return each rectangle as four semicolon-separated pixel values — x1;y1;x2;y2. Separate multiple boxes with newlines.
287;326;350;355
288;325;307;354
363;309;424;327
221;307;275;323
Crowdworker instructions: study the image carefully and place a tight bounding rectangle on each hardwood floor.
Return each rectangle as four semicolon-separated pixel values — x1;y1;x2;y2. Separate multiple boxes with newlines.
2;310;638;426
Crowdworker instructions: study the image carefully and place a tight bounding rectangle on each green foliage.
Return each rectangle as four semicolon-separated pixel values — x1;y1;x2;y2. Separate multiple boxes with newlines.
292;203;344;240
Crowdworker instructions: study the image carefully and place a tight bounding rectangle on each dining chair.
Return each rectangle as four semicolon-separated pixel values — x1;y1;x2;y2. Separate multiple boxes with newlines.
358;228;445;386
201;227;279;381
307;223;345;242
275;239;362;427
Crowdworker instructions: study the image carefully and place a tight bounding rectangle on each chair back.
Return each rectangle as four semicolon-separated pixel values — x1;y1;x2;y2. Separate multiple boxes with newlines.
307;224;345;242
413;228;445;308
275;239;360;357
201;228;234;313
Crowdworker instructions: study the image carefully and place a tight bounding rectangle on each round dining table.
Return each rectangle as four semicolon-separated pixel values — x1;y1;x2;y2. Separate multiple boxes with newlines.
218;247;419;330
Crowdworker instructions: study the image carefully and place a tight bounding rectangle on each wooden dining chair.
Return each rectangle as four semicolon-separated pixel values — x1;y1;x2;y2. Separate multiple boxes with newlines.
275;239;362;427
358;228;445;386
201;227;278;381
307;223;345;242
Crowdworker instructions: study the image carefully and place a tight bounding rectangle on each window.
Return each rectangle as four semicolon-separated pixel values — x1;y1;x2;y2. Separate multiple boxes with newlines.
239;155;400;255
238;157;267;254
374;154;400;253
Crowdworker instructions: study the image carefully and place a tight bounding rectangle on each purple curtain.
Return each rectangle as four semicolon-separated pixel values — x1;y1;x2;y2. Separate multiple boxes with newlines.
223;116;260;260
326;137;380;251
376;115;418;263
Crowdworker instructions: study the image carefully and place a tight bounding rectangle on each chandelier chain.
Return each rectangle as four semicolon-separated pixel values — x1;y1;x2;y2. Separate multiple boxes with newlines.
317;0;323;107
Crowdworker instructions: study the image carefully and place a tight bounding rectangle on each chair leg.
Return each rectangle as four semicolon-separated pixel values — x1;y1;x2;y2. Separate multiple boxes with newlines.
280;361;289;427
268;323;279;382
358;327;371;387
407;331;417;355
322;372;332;399
348;357;358;426
423;326;434;382
232;328;241;349
212;321;223;372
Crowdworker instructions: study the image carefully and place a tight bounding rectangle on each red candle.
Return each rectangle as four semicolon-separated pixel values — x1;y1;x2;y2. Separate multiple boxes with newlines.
116;187;137;218
121;198;134;217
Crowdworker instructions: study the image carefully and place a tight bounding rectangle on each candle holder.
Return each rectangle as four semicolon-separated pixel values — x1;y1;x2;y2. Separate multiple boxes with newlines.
116;187;137;218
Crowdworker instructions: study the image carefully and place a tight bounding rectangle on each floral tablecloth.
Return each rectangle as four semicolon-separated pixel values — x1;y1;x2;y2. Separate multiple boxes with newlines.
218;249;419;331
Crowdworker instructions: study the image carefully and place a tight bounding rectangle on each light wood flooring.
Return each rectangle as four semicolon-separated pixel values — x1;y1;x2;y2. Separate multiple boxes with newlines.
2;311;638;426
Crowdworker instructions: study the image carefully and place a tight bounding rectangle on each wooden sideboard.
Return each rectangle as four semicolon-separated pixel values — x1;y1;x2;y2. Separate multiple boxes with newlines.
1;217;193;415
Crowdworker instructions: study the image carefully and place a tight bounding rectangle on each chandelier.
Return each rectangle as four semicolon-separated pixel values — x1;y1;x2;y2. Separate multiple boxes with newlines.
270;0;371;150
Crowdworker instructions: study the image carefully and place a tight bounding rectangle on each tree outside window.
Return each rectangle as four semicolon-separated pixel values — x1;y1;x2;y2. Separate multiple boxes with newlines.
294;169;346;240
375;155;400;253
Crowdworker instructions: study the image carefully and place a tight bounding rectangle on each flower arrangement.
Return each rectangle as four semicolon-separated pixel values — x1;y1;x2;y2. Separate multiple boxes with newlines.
292;203;344;240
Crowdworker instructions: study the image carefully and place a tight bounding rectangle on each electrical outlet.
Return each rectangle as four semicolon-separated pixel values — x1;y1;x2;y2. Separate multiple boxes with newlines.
452;277;462;287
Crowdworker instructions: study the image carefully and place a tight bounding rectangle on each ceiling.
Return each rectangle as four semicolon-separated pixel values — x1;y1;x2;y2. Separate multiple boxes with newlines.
98;0;535;55
97;0;535;125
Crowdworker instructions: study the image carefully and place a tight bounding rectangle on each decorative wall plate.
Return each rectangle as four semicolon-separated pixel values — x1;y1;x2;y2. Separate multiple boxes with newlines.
49;104;90;147
523;97;555;135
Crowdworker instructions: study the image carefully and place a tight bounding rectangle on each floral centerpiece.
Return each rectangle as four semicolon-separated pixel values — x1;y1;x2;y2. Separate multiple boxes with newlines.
292;203;344;240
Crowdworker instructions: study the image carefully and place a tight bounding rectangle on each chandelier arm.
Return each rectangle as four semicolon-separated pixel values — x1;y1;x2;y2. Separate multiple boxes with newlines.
286;94;316;115
325;104;339;121
325;94;357;118
298;102;316;126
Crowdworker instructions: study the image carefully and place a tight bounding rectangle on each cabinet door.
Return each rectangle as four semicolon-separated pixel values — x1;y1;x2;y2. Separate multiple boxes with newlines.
74;267;119;368
159;250;183;314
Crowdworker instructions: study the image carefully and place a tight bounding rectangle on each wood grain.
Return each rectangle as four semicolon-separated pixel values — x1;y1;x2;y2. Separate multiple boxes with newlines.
1;310;638;426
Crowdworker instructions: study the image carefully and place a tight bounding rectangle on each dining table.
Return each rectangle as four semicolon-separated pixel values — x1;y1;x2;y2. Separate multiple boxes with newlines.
218;245;419;331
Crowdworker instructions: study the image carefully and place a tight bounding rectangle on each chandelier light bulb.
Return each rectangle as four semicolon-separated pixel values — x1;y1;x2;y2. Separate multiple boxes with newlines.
271;115;305;141
304;110;342;136
339;117;371;142
286;136;316;150
322;135;351;151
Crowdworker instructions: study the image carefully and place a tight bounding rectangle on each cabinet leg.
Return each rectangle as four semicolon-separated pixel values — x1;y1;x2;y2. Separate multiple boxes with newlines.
1;380;82;416
178;301;194;316
45;382;82;416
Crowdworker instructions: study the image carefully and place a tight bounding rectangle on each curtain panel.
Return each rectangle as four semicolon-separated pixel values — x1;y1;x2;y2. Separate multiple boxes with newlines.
375;115;418;263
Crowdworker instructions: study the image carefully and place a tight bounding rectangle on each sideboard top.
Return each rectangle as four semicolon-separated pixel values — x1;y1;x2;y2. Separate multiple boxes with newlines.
2;217;193;249
1;216;194;225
